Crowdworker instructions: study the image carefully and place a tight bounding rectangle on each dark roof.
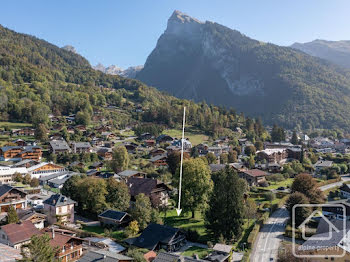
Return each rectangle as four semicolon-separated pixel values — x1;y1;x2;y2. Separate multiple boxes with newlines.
298;230;345;251
340;184;350;194
127;178;168;197
316;217;349;234
131;223;182;250
43;194;76;207
209;164;226;173
1;221;41;244
154;252;204;262
98;210;128;222
0;184;13;198
77;250;133;262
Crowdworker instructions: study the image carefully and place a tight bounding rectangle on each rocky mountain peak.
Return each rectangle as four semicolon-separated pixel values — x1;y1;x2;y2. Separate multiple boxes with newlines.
165;10;204;38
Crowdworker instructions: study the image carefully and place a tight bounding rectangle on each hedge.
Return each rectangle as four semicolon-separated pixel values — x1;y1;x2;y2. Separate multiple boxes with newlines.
247;223;260;248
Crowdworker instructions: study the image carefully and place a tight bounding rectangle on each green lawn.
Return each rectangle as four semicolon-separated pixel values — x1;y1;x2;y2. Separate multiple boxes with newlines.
259;178;294;190
164;209;211;243
82;225;105;234
81;225;125;241
0;122;32;129
182;246;212;259
162;127;209;146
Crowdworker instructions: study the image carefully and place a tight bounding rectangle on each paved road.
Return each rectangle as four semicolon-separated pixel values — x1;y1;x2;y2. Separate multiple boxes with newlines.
319;175;350;192
250;208;289;262
250;176;350;261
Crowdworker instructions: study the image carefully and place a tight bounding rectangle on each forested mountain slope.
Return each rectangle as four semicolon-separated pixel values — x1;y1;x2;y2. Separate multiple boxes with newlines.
137;11;350;130
0;24;255;139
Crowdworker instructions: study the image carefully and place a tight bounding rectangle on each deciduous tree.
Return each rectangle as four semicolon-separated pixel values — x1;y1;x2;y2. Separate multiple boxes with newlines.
176;158;213;218
106;178;130;211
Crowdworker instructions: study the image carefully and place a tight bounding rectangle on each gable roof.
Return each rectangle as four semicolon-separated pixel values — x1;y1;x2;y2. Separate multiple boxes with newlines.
50;139;71;151
43;194;76;207
117;170;145;178
340;183;350;194
150;154;167;162
47;231;82;248
131;223;182;250
1;221;41;244
98;210;128;222
0;185;26;201
127;178;168;197
77;250;133;262
241;169;267;177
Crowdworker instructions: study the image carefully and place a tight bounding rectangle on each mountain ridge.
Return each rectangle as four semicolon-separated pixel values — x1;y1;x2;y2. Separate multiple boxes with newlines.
137;10;350;130
291;39;350;69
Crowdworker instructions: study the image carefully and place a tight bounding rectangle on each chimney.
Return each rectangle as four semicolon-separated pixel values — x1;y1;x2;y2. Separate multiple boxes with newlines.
52;227;55;239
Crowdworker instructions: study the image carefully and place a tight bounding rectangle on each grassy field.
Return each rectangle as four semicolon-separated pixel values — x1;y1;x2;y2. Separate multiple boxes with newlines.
162;127;209;146
164;209;210;243
0;122;32;129
259;178;294;190
182;246;212;258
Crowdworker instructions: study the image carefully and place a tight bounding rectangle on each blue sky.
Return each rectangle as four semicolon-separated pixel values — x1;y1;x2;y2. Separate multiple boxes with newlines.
1;0;349;68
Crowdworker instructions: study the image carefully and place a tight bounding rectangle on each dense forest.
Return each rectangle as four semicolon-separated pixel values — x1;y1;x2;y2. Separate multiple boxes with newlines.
0;24;266;139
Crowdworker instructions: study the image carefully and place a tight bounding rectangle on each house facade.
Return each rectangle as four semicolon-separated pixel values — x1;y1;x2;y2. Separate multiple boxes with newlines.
43;194;76;225
127;177;170;207
0;185;27;213
238;169;267;186
0;221;40;249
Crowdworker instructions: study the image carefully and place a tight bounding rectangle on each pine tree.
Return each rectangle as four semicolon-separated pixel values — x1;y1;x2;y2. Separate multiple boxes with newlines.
7;205;19;224
20;234;58;262
291;131;298;145
205;167;245;240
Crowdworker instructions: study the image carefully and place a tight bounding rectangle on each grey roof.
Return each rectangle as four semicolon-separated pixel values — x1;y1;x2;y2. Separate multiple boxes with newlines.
98;210;128;222
213;243;233;254
298;230;345;251
50;140;71;151
150;154;167;162
117;170;145;178
73;142;91;148
154;252;205;262
316;217;349;234
43;194;76;207
49;175;74;186
12;159;35;167
209;164;226;173
77;250;133;262
38;171;73;182
314;160;333;167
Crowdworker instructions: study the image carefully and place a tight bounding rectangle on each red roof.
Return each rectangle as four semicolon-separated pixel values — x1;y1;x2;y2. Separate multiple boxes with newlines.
47;231;83;249
1;221;41;244
242;169;267;177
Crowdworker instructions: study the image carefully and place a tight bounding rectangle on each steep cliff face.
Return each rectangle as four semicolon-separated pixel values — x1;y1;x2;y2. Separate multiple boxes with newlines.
136;11;350;130
137;11;287;116
291;40;350;69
